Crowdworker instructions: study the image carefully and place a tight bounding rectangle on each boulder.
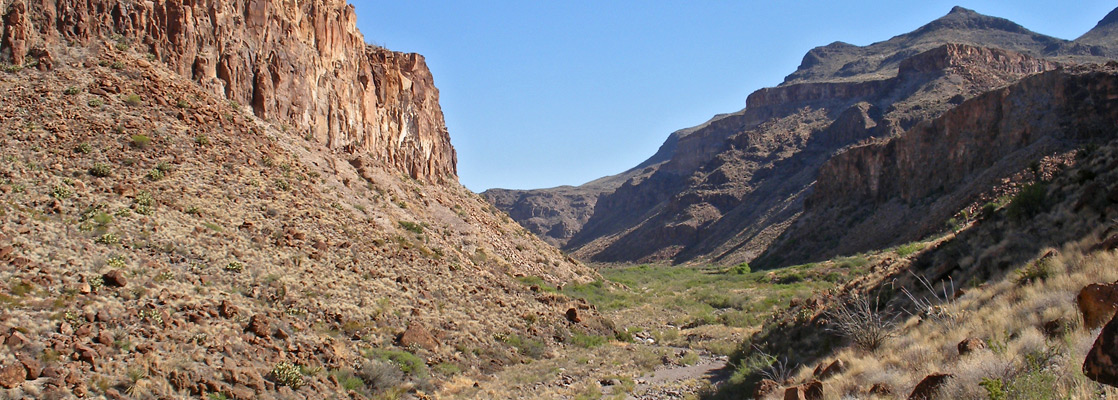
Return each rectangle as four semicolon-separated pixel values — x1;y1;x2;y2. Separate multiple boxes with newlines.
909;373;951;400
1077;282;1118;329
0;363;25;388
102;269;128;287
870;382;894;396
398;321;438;351
819;359;846;379
1084;312;1118;387
246;314;271;338
957;337;986;355
753;379;780;399
565;307;581;323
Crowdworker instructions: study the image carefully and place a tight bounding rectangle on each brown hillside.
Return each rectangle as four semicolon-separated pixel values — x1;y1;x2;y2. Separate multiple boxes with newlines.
0;0;603;398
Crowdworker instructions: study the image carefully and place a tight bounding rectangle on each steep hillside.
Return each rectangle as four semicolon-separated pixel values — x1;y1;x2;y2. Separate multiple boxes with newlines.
0;0;603;398
756;64;1118;267
487;6;1118;268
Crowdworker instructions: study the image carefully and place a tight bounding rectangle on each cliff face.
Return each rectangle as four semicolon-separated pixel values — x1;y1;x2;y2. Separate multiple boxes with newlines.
1;0;456;182
754;65;1118;266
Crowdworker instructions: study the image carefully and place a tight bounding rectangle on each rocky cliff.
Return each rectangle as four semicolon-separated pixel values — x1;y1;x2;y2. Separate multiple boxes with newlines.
756;64;1118;267
2;0;456;182
487;6;1118;268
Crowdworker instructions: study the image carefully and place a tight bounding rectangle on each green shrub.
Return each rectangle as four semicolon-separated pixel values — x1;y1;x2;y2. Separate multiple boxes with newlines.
123;94;141;106
95;233;119;245
1006;182;1047;220
130;134;151;148
147;168;164;181
194;135;210;146
110;61;125;70
224;262;243;272
570;333;607;348
1016;258;1051;285
75;143;92;154
51;185;72;200
363;348;428;378
88;98;103;107
398;221;424;234
176;99;190;109
730;262;751;275
64;86;81;95
499;334;546;359
89;163;112;177
271;362;303;389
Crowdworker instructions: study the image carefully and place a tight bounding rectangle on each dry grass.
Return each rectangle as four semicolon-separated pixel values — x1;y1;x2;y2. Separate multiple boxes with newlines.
814;238;1118;399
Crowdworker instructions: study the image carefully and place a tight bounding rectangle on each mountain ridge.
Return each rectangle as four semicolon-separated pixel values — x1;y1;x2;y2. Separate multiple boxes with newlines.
487;6;1118;268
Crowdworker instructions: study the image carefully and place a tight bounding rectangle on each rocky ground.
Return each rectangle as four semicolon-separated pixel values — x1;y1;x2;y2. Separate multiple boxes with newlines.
0;34;610;399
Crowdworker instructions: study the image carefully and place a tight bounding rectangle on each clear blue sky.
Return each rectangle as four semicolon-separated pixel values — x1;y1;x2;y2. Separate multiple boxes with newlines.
351;1;1116;192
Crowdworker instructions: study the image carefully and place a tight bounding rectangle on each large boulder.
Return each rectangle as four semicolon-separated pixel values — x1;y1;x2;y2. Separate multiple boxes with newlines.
398;321;438;351
1085;312;1118;387
1077;282;1118;329
909;373;951;400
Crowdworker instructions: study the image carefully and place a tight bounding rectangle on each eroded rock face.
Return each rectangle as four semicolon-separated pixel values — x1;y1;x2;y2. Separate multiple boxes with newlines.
1085;312;1118;387
1;0;455;182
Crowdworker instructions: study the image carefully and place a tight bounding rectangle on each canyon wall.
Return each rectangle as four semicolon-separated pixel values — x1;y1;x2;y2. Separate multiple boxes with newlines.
1;0;456;182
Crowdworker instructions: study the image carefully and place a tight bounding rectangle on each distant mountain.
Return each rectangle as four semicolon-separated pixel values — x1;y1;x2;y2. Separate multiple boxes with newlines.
487;6;1118;267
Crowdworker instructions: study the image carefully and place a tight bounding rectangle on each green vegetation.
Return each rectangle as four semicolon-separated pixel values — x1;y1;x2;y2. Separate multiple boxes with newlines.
89;163;112;177
123;94;141;106
271;362;303;389
362;348;428;379
398;221;424;234
64;86;81;95
570;333;608;348
563;263;836;329
224;262;244;273
194;134;210;146
498;333;546;359
1006;182;1048;221
130;134;151;148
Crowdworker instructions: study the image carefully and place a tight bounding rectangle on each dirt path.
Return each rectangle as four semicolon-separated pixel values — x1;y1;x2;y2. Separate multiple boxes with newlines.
622;349;732;400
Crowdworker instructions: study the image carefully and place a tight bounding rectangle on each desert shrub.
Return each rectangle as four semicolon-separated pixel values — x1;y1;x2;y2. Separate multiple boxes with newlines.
570;333;607;348
123;94;141;106
51;185;72;200
364;348;428;378
130;134;151;148
88;98;103;107
827;294;897;350
499;334;546;359
147;168;164;181
1015;258;1051;285
329;368;366;392
730;262;751;275
270;362;303;389
75;143;92;153
64;86;81;95
895;242;926;257
89;163;112;177
194;134;210;146
95;233;119;245
1006;182;1047;220
224;262;243;272
398;221;424;234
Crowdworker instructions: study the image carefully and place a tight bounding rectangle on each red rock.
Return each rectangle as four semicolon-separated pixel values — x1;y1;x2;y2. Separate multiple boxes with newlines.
398;321;438;351
1078;282;1118;329
565;307;581;323
958;337;986;355
0;363;25;388
819;359;846;379
102;269;127;287
784;386;806;400
909;373;952;400
16;354;40;380
4;331;27;348
753;379;780;399
246;314;271;337
1085;312;1118;387
220;300;239;318
870;382;894;396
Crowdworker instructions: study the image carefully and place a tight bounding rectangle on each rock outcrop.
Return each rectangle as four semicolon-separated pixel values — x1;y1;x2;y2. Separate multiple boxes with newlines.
760;64;1118;267
1;0;455;182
